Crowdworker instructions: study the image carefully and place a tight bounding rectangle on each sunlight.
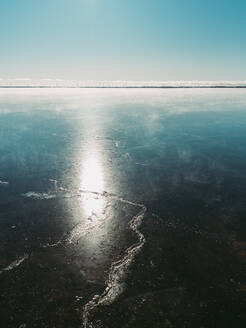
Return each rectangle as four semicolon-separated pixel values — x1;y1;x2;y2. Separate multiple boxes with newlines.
81;147;104;193
80;140;106;219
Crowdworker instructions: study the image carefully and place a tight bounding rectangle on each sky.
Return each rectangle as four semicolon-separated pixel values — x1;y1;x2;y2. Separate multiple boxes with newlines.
0;0;246;81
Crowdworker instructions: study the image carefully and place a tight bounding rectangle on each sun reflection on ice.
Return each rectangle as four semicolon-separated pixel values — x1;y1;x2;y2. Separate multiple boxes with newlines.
80;141;106;220
82;193;106;221
81;147;104;193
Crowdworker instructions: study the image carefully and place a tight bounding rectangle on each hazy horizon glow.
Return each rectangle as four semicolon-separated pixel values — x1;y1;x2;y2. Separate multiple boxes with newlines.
1;0;246;80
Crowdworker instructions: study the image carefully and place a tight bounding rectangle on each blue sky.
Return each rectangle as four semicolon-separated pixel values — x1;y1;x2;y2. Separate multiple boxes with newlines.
0;0;245;80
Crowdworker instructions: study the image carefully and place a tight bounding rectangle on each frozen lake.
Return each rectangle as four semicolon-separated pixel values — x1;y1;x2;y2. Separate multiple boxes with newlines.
1;88;246;327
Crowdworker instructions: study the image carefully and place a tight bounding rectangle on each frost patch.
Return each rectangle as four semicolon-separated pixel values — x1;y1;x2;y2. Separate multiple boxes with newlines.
22;191;56;200
0;254;29;275
0;180;9;185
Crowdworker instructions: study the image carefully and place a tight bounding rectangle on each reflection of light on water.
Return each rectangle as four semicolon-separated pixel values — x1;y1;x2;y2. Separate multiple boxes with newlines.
81;149;104;192
82;194;105;220
80;141;106;220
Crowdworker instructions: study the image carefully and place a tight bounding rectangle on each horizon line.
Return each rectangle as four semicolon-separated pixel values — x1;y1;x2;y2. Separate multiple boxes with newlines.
1;86;246;89
1;79;246;89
